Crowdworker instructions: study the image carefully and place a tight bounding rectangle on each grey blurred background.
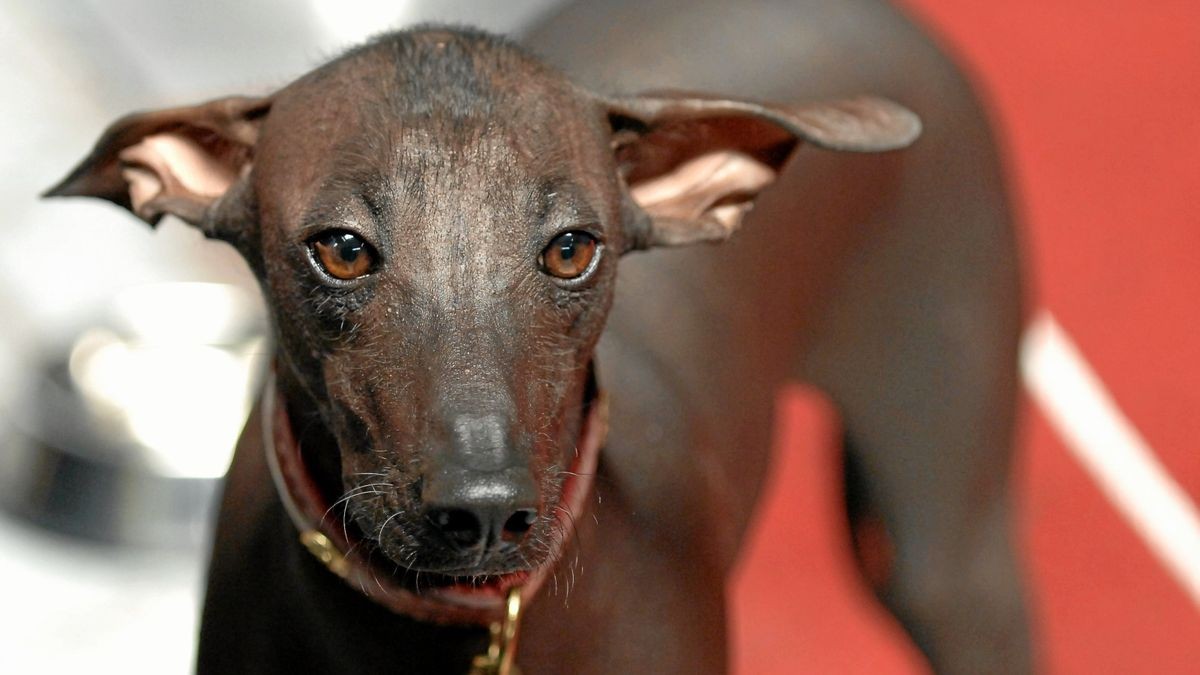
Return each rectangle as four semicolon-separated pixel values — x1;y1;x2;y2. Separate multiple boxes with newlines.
0;1;562;672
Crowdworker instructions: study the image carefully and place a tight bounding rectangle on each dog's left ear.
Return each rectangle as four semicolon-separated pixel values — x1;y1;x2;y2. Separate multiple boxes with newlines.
44;96;272;231
605;93;920;250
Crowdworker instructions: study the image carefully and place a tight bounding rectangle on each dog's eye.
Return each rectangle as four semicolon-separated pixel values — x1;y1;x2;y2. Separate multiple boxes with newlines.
540;231;598;280
310;230;377;280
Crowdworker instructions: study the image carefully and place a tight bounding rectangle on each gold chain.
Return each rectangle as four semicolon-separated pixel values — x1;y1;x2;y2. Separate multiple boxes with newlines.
300;530;350;579
469;587;524;675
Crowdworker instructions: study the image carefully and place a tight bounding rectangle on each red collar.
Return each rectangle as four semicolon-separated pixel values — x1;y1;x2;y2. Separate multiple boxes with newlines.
262;372;608;626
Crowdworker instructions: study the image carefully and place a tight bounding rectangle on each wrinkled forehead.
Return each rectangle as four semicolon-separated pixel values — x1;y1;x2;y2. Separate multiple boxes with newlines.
253;32;616;227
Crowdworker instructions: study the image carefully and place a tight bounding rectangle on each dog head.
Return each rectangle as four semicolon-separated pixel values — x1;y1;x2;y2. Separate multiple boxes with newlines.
47;27;917;598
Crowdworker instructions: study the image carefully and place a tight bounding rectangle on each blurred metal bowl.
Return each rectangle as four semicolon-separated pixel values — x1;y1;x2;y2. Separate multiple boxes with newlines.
0;282;269;548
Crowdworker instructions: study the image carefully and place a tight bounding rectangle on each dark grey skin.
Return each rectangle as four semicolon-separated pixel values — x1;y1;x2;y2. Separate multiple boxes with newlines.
45;1;1031;673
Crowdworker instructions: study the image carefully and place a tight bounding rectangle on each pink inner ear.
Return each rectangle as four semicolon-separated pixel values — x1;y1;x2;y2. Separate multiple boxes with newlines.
120;164;163;214
117;133;239;215
628;150;776;223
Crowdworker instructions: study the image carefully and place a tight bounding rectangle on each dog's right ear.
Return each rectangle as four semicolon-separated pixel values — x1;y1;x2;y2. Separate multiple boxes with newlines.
44;96;271;232
603;92;920;251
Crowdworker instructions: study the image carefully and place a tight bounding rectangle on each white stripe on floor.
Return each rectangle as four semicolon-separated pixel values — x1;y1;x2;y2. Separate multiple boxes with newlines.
1022;311;1200;610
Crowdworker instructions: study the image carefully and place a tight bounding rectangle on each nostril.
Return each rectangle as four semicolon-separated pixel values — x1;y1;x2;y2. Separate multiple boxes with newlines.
427;508;484;549
501;508;537;541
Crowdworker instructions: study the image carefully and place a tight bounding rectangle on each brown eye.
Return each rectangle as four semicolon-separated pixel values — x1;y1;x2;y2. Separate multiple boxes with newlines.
541;231;598;280
310;230;377;280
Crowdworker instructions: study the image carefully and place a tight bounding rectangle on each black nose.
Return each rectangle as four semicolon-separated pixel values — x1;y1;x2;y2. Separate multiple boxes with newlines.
423;469;540;551
426;503;538;550
421;410;539;551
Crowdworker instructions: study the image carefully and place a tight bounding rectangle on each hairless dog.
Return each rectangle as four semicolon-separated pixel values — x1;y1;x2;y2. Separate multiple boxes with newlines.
47;1;1031;672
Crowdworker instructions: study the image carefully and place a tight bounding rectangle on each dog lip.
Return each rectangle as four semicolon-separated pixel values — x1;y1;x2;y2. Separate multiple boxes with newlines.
371;542;542;584
432;569;532;592
405;560;534;578
367;559;533;599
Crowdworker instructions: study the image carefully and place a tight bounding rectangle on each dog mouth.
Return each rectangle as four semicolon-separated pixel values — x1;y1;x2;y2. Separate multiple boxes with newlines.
337;505;546;605
265;367;606;623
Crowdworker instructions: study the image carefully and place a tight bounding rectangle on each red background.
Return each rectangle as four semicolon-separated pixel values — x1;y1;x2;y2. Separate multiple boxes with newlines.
729;1;1200;672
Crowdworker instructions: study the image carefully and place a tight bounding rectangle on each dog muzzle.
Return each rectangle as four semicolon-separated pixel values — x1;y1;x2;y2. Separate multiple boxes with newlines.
262;367;609;633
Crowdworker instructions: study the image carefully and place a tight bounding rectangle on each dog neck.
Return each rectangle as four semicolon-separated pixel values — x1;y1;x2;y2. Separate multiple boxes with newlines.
261;368;609;627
